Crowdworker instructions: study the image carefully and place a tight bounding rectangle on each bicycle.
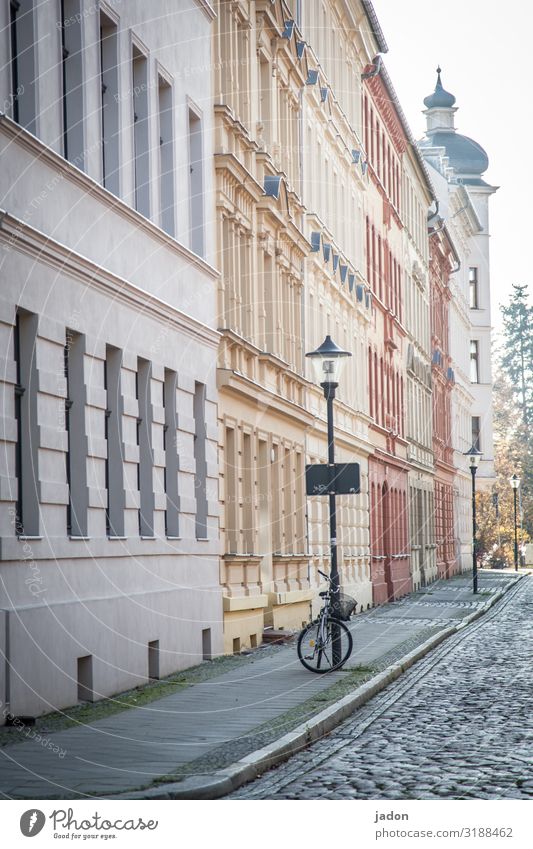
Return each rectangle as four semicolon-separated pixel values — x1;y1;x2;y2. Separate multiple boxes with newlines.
297;569;357;673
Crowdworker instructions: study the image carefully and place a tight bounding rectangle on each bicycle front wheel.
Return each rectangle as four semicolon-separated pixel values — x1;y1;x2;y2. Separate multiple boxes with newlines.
297;617;353;673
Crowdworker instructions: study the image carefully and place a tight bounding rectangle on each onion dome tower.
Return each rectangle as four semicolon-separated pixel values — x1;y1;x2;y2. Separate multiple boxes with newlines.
420;67;489;183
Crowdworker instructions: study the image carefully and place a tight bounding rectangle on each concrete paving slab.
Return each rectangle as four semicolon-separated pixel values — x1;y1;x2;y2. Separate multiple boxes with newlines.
0;571;520;799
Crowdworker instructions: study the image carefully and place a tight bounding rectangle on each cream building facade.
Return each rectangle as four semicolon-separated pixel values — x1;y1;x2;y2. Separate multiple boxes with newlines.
0;0;222;721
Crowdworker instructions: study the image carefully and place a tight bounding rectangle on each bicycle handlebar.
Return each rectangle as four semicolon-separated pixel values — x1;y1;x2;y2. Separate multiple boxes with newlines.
317;569;330;582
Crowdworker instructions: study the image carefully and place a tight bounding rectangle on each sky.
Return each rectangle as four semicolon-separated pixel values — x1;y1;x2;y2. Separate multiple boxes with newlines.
372;0;533;335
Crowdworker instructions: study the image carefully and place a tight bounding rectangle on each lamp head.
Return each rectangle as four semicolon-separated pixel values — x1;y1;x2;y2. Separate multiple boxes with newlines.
305;335;352;387
510;474;521;490
464;445;483;470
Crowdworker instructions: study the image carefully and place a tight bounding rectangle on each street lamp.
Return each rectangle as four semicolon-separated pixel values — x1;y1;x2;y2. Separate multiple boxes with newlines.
464;445;483;594
306;335;352;662
510;474;521;571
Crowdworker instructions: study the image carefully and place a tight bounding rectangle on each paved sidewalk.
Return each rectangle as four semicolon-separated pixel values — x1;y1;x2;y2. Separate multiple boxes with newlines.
0;570;521;799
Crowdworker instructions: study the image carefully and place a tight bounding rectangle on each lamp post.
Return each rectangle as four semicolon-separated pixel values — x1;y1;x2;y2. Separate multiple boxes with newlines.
306;335;352;663
510;474;521;571
464;445;483;594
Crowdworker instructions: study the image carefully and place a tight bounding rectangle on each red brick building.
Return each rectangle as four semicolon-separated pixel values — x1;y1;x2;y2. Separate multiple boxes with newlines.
363;66;411;604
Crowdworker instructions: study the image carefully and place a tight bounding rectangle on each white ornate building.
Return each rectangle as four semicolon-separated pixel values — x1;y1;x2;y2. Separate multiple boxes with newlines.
419;69;496;571
0;0;222;721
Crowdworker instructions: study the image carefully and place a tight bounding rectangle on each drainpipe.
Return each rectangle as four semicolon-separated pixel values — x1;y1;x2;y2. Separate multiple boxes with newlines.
299;57;305;375
3;610;10;717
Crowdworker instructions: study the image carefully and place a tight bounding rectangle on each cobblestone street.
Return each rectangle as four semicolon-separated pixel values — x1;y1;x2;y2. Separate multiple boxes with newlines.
232;576;533;800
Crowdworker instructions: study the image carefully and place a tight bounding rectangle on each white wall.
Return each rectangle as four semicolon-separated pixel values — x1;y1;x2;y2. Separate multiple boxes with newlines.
0;0;222;721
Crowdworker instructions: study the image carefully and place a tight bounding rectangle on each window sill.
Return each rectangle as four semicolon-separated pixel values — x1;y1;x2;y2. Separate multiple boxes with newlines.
166;536;182;541
196;537;209;542
140;536;156;540
17;536;42;541
107;536;127;541
69;536;90;541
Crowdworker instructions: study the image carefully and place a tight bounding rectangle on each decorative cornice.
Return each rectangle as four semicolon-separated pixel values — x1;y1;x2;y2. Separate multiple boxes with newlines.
195;0;216;22
0;212;220;350
217;367;313;430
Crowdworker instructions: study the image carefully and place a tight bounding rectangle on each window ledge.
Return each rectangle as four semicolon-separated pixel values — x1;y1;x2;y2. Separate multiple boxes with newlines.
17;536;42;541
69;536;90;541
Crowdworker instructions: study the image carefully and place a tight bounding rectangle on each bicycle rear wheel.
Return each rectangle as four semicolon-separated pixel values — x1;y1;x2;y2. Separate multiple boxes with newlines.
297;617;353;673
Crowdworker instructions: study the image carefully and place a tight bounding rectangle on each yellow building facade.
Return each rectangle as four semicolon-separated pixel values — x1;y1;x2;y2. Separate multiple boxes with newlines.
213;1;385;651
214;0;312;652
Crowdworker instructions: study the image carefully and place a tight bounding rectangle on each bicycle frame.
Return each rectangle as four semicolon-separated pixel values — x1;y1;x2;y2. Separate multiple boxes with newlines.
318;597;331;647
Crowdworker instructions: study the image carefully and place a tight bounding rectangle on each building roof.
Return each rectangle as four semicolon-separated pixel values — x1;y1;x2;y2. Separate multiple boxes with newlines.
361;0;389;54
377;61;437;202
423;67;456;109
422;131;489;177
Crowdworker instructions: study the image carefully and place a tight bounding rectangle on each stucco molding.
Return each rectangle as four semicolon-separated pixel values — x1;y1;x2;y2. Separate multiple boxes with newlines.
194;0;216;22
0;212;221;351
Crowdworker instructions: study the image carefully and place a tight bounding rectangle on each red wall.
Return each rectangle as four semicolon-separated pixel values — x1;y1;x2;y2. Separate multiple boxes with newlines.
369;457;411;604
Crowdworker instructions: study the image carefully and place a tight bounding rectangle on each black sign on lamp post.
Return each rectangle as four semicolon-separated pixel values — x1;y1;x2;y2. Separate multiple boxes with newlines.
464;445;483;594
306;335;352;663
510;474;521;571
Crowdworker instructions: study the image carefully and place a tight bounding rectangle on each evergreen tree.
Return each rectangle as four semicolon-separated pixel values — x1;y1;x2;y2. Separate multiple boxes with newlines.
493;286;533;545
500;284;533;428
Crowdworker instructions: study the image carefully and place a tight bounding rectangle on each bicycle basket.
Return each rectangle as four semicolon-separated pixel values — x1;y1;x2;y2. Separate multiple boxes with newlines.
330;592;357;621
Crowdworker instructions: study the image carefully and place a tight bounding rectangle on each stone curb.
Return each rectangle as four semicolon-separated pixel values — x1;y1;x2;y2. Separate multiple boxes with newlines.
115;574;525;800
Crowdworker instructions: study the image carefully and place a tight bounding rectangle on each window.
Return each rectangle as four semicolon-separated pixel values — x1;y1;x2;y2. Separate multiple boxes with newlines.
236;21;250;125
100;10;119;194
132;45;150;217
188;107;204;257
9;0;36;131
271;443;282;554
148;640;160;680
242;432;253;553
259;55;271;146
158;75;175;236
14;310;39;536
472;416;481;452
77;655;93;702
163;370;179;537
470;340;480;383
193;382;208;538
104;345;125;536
224;426;237;552
64;330;88;536
283;447;292;554
469;267;479;309
137;358;154;537
60;0;84;166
